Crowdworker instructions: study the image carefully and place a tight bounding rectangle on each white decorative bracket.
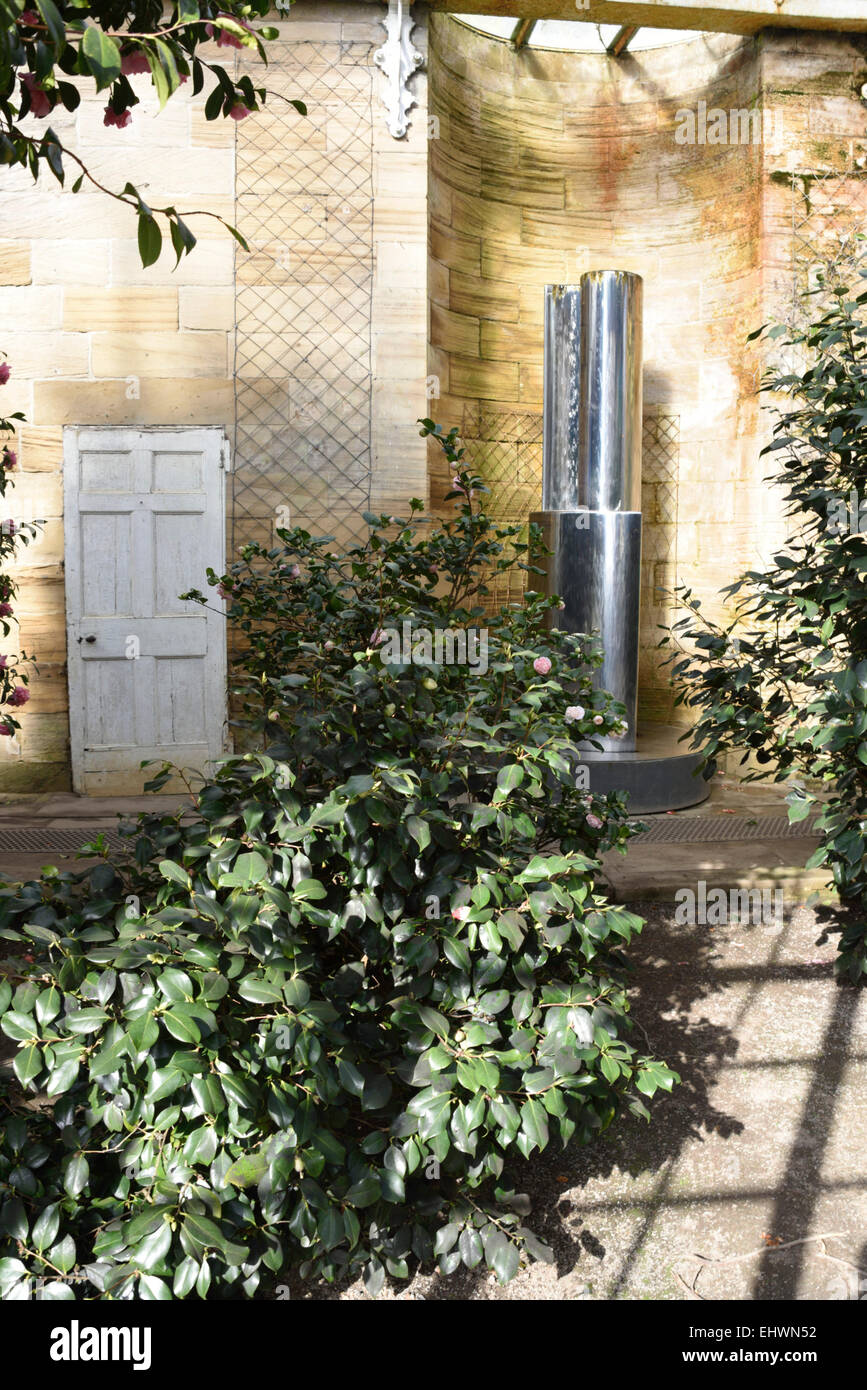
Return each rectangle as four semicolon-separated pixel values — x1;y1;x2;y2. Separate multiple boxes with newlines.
374;0;423;140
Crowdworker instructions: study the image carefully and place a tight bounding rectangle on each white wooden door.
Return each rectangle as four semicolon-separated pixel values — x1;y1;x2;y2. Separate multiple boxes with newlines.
64;427;227;795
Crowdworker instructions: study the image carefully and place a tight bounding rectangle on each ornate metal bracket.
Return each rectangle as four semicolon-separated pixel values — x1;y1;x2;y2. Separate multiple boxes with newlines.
374;0;423;140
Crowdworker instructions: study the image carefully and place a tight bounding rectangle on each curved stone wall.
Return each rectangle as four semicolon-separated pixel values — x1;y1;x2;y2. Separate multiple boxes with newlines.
428;17;867;723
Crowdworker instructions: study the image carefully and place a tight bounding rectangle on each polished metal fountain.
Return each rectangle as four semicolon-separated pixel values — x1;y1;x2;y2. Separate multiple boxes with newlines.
532;271;708;813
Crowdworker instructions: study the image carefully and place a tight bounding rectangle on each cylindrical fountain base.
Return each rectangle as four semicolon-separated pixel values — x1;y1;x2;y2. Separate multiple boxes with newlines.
531;508;641;750
530;508;710;814
579;725;711;814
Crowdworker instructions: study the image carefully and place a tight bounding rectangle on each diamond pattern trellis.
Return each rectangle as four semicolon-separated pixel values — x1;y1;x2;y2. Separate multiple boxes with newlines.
232;39;376;555
459;407;543;609
457;407;680;612
772;145;867;371
641;411;680;633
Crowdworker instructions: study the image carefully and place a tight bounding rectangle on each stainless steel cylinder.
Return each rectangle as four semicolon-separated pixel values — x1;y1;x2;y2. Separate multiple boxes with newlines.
532;509;641;750
536;269;644;752
542;285;581;511
578;270;643;512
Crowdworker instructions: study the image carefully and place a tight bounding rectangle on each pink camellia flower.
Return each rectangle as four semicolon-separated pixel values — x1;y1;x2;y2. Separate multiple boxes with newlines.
370;628;387;646
206;14;253;48
121;50;151;76
0;363;9;385
3;520;15;537
103;107;132;129
533;656;552;676
586;813;603;830
612;722;627;739
2;449;17;469
324;640;334;651
451;475;474;498
20;9;39;23
0;655;7;668
451;905;470;922
0;603;12;618
8;686;29;707
289;564;301;578
21;72;52;118
229;104;251;121
217;583;231;600
564;705;585;722
213;18;250;48
593;714;604;725
0;724;13;736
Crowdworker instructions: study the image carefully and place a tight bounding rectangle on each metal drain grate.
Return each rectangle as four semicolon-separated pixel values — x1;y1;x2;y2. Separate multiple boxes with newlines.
629;815;820;843
0;815;821;856
0;829;127;854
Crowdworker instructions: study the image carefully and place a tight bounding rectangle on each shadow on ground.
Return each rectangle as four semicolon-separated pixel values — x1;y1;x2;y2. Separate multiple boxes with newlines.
298;900;867;1301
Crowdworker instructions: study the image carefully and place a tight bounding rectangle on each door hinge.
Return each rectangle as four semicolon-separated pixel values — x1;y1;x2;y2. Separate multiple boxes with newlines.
220;440;232;472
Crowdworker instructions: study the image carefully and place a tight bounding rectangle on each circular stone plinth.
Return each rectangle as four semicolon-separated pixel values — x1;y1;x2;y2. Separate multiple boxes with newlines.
579;724;711;814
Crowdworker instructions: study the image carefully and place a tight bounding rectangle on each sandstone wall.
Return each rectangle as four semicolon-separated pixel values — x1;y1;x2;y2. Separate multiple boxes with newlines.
427;17;867;724
2;4;864;790
0;1;430;791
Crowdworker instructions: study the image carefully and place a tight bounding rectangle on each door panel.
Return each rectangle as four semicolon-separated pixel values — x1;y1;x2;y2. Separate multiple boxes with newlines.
64;427;227;795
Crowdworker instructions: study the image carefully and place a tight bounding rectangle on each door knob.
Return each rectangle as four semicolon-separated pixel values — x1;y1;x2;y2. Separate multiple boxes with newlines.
84;634;96;644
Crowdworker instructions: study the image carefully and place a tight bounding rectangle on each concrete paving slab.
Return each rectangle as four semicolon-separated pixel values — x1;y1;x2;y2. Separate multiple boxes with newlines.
0;794;190;822
294;903;867;1300
0;778;861;1302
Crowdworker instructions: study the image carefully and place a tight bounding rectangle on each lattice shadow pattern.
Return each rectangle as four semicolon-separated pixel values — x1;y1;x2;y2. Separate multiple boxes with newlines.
457;408;680;614
232;39;376;556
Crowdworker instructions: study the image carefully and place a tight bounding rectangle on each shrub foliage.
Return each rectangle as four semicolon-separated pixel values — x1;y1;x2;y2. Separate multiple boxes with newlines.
664;253;867;981
0;425;676;1299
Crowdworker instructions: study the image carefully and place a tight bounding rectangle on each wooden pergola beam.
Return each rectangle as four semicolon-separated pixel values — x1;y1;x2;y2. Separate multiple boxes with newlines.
511;17;538;48
428;1;867;37
607;24;640;53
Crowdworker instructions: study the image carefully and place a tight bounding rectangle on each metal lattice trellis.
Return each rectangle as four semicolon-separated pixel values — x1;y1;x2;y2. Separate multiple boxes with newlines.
642;410;680;613
459;407;543;608
774;138;867;369
457;406;680;612
232;39;377;556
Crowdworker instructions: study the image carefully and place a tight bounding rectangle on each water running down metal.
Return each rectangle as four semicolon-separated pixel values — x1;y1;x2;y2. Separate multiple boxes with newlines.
532;273;709;813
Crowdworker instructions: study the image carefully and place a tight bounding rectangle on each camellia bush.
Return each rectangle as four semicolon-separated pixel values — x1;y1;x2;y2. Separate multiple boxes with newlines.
0;423;677;1299
0;1;302;265
663;247;867;982
0;357;37;743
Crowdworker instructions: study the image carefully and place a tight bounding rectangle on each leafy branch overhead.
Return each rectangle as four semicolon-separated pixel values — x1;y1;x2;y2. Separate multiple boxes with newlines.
0;1;307;265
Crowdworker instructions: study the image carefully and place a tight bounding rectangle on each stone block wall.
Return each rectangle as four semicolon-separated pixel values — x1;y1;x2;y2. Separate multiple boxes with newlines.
427;16;867;725
0;43;236;791
2;2;864;790
232;3;429;557
0;1;430;792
